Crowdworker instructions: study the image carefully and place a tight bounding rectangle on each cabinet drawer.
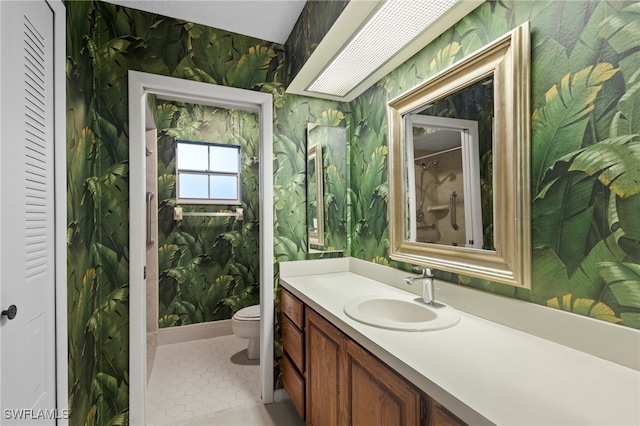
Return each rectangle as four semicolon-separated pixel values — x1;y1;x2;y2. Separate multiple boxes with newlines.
282;316;304;372
283;354;305;419
281;288;304;328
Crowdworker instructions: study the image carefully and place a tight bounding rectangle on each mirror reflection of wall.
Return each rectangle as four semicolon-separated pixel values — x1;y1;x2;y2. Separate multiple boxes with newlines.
307;124;348;253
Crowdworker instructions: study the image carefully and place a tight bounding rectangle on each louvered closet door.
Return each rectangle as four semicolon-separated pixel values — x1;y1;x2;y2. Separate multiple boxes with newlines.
0;0;57;420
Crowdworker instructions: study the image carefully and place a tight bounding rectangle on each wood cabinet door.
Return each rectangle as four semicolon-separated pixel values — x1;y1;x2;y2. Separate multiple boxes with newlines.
303;305;456;426
428;399;467;426
305;308;346;426
345;340;421;426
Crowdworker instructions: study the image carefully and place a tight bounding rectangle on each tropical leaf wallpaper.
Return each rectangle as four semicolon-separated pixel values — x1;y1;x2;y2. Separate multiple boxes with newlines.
64;0;639;424
348;0;640;329
285;0;348;86
152;102;260;328
65;1;348;422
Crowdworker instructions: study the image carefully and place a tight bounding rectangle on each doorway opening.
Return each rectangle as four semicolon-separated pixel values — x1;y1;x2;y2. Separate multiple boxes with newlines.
128;71;274;425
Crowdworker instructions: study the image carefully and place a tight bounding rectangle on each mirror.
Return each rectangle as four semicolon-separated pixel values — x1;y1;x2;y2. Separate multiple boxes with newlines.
307;124;348;253
307;144;324;247
388;23;531;288
406;102;488;249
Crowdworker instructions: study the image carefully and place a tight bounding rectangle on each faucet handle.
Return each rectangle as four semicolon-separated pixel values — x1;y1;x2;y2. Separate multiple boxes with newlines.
412;266;432;277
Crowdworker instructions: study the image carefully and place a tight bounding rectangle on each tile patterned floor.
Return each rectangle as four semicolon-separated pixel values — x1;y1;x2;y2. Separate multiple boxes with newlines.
146;335;303;425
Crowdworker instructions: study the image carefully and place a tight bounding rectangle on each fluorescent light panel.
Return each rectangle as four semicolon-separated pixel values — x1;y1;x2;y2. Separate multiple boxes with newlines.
307;0;459;97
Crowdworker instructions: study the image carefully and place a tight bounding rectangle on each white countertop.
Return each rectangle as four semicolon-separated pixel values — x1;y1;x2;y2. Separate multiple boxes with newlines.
280;270;640;426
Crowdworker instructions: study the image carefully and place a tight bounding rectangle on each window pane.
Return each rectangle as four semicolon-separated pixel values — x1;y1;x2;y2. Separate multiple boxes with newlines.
210;145;239;173
179;173;209;199
177;143;208;170
210;175;238;200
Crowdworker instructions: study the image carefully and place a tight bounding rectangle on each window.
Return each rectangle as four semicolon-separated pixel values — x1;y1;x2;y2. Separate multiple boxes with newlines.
176;140;242;204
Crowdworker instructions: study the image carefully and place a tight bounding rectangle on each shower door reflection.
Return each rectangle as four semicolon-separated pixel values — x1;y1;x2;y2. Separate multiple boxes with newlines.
406;115;484;249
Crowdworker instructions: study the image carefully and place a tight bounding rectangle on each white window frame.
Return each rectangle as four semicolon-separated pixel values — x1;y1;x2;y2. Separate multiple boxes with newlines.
175;140;242;205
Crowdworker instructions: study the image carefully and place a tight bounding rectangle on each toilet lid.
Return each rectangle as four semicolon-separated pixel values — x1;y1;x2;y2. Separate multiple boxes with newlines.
235;304;260;320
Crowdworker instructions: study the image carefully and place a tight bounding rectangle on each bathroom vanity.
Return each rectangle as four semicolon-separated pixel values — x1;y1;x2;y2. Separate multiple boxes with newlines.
282;285;463;425
279;258;640;426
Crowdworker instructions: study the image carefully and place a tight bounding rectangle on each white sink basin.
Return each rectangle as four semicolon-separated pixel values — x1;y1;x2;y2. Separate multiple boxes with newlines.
344;296;460;331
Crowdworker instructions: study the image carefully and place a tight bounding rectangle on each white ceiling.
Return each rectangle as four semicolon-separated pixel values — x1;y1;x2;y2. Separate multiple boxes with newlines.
104;0;307;44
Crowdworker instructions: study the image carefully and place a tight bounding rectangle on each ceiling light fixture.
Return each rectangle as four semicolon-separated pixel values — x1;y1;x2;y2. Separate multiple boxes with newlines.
286;0;484;102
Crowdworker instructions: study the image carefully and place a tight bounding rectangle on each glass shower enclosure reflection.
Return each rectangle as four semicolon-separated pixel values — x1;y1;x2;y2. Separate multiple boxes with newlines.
405;114;484;249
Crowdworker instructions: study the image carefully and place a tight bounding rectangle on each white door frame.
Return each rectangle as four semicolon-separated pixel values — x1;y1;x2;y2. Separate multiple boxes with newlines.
0;0;67;423
51;0;69;423
128;71;274;425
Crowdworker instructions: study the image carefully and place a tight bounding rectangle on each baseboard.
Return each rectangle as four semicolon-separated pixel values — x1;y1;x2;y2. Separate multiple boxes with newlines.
156;320;233;346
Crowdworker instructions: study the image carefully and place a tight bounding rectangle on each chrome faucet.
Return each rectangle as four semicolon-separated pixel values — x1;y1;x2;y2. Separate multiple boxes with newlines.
404;267;435;305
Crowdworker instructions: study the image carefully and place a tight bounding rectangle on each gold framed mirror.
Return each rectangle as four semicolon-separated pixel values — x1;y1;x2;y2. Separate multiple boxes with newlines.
388;22;531;288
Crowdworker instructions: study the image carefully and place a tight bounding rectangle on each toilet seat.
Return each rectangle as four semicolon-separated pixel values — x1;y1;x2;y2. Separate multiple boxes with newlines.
233;304;260;321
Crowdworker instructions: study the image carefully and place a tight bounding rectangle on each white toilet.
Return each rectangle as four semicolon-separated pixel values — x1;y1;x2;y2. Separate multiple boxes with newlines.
231;304;260;359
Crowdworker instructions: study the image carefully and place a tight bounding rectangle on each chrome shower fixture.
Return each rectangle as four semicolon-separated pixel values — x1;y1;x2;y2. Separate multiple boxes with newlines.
417;159;439;170
415;159;438;222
